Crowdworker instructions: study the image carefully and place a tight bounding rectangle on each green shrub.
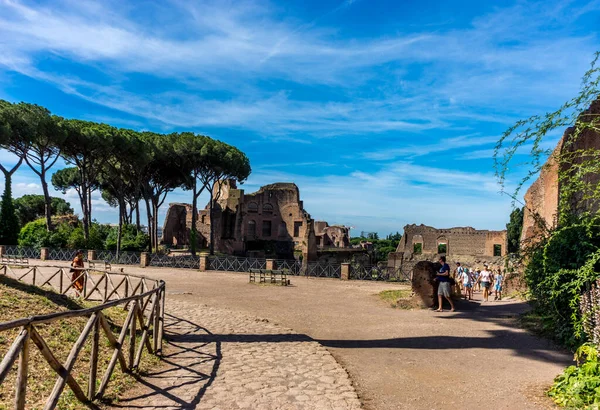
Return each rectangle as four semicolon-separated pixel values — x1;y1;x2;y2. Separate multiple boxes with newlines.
104;224;149;252
17;219;49;248
525;218;600;348
549;343;600;408
67;227;86;249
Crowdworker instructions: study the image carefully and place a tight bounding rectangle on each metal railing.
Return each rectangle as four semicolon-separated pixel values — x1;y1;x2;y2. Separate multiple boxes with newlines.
274;259;303;275
4;246;39;259
305;263;341;278
208;255;267;272
0;264;165;409
48;248;82;262
149;254;200;269
95;250;142;265
350;264;411;282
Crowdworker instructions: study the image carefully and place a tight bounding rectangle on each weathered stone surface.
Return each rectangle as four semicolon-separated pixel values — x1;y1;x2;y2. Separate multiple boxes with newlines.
411;261;439;308
111;299;361;410
395;224;507;259
522;99;600;245
161;180;350;260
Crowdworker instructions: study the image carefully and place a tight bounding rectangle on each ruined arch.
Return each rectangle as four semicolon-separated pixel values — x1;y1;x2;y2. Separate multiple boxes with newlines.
247;220;256;237
412;234;423;254
437;236;448;254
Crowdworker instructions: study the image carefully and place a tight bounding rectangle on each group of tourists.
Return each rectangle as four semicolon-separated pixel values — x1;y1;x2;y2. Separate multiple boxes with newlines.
435;256;504;312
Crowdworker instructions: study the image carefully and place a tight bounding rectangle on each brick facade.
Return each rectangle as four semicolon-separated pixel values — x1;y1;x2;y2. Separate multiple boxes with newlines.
161;180;349;259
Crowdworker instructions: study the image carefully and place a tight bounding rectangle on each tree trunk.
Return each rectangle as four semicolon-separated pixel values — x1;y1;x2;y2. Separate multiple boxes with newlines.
153;201;159;253
80;168;90;242
88;186;93;229
135;203;141;231
117;199;124;259
209;187;214;255
144;196;153;253
40;172;53;232
191;179;198;256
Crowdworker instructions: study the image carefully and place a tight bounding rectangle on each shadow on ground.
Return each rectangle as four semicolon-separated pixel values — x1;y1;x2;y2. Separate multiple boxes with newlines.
109;313;222;409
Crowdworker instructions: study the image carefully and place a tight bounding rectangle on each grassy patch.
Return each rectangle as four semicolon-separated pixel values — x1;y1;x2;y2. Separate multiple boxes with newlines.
378;289;412;308
518;306;565;345
0;275;162;408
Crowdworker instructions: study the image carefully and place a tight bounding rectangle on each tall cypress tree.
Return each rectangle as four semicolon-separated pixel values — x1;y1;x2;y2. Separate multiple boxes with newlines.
0;173;20;245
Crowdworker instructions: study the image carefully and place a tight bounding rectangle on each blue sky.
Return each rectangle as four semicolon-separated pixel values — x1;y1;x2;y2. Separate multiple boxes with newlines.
0;0;599;236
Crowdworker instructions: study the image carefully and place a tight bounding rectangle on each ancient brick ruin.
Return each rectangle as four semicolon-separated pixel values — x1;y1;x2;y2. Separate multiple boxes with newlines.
521;99;600;244
161;180;350;259
388;224;507;270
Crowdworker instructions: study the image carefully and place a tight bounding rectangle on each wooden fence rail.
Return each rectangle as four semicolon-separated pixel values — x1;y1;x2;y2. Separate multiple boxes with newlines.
0;264;166;409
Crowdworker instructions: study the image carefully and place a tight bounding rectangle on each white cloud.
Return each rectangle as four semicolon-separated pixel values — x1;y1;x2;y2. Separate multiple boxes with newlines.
0;0;597;138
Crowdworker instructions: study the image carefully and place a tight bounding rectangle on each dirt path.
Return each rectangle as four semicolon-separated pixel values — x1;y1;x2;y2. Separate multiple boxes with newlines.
31;261;572;409
111;266;570;410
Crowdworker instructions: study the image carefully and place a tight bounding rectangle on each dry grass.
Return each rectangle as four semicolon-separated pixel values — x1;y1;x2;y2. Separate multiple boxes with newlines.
0;275;162;409
378;289;413;308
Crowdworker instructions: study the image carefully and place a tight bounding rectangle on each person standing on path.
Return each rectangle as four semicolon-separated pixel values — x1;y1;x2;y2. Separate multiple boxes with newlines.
70;250;85;295
459;267;473;300
494;270;504;300
479;266;493;302
455;262;465;295
435;256;455;312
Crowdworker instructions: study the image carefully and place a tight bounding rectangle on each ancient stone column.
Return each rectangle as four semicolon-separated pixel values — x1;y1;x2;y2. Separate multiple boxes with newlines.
199;253;210;271
140;252;149;268
340;263;350;280
87;250;96;261
40;247;49;261
0;245;5;257
266;259;275;270
411;261;439;308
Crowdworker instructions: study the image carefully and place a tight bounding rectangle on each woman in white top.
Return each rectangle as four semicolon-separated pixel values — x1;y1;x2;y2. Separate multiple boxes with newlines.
478;267;493;302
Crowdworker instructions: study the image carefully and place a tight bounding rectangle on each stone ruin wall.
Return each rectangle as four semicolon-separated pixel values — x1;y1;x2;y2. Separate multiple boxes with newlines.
396;224;507;257
388;224;507;271
521;99;600;245
161;181;350;259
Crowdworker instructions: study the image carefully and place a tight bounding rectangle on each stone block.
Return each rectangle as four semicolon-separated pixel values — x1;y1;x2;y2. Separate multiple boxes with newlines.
140;252;149;267
340;263;350;280
411;261;440;308
87;250;96;261
40;247;49;261
199;253;209;271
266;259;275;270
0;245;4;257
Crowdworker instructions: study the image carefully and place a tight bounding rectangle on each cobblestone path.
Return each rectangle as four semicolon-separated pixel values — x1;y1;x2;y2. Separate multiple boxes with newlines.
110;299;361;410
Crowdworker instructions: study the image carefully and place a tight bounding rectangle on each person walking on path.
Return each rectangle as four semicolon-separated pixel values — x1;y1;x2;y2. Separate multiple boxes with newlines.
479;266;493;302
494;270;504;301
70;250;85;295
459;266;473;300
455;262;465;295
435;256;455;312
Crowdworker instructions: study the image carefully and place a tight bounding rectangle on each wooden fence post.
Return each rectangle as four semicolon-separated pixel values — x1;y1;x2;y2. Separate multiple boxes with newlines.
129;302;137;369
15;326;29;410
158;286;166;354
89;317;100;399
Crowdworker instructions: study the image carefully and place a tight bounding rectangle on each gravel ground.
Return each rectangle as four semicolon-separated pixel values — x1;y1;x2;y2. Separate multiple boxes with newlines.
110;300;360;410
30;261;572;409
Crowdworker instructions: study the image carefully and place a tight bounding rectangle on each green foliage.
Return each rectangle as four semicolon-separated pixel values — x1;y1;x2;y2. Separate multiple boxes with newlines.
524;218;600;347
549;343;600;408
105;224;149;251
350;234;401;262
18;219;49;248
0;175;19;245
17;217;148;251
12;194;73;227
506;207;524;253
